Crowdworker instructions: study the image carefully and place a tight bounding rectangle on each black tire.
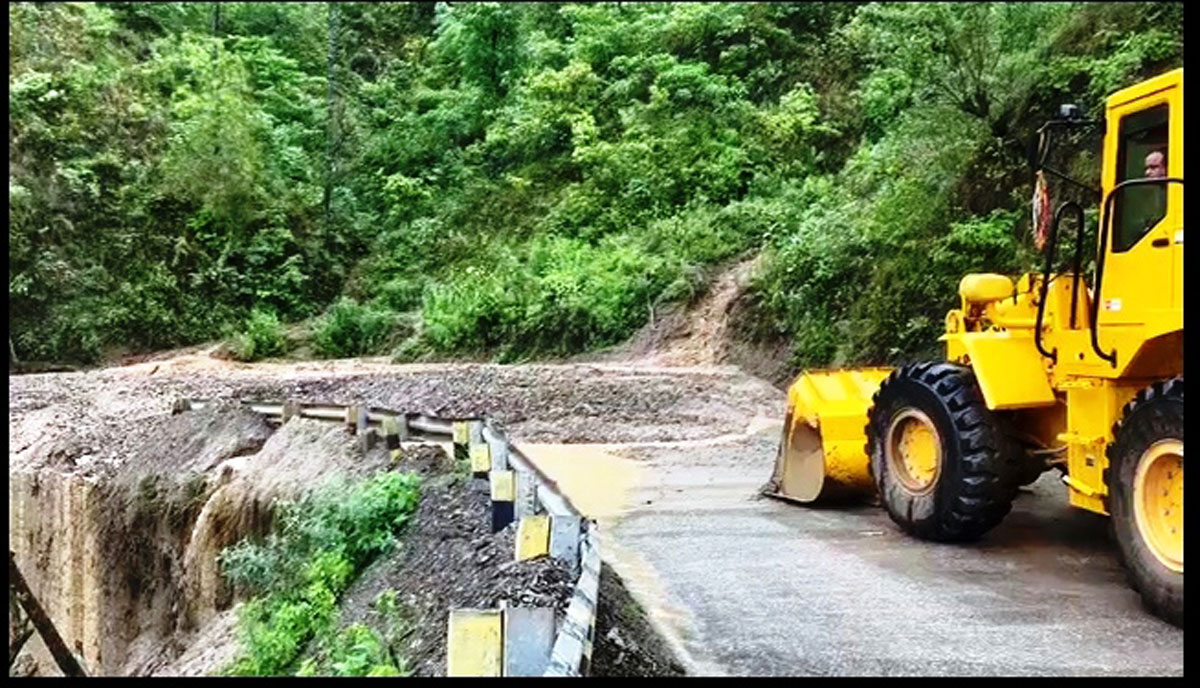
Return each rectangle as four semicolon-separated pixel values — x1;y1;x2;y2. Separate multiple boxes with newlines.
1107;377;1183;627
866;362;1023;542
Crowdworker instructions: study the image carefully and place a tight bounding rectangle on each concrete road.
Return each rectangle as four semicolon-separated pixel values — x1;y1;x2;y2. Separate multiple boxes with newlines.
524;424;1185;676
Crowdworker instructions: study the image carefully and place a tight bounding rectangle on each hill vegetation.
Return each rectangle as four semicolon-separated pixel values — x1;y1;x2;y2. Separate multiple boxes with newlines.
9;2;1182;368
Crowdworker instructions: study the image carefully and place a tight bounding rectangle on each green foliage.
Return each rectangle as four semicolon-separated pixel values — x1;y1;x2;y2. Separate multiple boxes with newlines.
312;297;397;358
296;623;407;677
219;471;420;676
10;2;329;364
296;590;412;677
230;308;289;361
8;2;1183;369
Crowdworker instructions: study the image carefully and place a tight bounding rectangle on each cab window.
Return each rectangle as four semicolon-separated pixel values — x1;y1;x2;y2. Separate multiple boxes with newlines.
1112;103;1169;252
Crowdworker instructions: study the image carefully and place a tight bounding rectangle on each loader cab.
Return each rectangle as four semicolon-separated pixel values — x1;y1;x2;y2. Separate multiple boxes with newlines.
1021;69;1182;379
1093;68;1183;369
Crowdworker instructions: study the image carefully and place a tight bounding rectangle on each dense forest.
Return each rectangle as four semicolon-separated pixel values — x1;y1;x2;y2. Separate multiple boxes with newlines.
9;2;1183;368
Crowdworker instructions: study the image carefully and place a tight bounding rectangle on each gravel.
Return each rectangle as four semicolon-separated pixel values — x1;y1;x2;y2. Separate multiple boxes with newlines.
9;360;782;446
333;446;575;677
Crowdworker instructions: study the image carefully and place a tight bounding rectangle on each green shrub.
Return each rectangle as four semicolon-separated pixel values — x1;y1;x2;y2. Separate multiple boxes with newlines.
229;308;289;361
296;622;410;677
312;298;397;358
421;234;677;358
220;471;421;676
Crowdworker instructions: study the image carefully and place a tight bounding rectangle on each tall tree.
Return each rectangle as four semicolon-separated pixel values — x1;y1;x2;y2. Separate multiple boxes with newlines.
324;2;341;235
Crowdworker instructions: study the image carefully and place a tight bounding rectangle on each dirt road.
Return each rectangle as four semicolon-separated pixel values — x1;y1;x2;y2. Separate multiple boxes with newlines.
8;354;1184;676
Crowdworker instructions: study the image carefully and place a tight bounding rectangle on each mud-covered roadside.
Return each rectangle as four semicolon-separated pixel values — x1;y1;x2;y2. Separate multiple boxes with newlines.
335;446;574;676
592;563;687;676
10;356;770;676
9;358;782;447
9;400;407;676
9;392;690;677
333;444;686;677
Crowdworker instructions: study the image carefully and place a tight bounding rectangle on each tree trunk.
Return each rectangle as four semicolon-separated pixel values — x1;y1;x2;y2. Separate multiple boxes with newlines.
324;2;341;236
9;552;87;677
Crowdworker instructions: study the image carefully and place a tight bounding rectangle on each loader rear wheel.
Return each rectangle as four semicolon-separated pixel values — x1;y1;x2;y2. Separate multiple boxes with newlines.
1107;377;1183;627
867;362;1022;542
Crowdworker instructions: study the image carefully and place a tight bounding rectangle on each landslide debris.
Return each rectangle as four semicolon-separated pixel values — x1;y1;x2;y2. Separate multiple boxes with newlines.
10;360;782;446
334;445;575;677
10;401;406;676
10;361;742;677
592;563;688;677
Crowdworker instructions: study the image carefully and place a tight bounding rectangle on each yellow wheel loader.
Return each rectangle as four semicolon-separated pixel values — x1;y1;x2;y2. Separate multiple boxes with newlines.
763;69;1183;626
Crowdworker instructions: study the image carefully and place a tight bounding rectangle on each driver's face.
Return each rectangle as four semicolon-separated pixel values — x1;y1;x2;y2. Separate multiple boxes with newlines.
1145;151;1167;178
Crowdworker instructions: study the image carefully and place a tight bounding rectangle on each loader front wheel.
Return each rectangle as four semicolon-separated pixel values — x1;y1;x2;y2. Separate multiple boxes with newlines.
1107;377;1183;627
867;362;1022;542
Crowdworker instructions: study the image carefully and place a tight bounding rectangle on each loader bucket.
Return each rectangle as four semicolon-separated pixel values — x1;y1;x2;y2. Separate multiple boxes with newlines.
762;368;894;504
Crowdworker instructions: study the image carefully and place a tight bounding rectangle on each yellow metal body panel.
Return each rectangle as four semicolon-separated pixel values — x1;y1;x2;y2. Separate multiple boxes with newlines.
447;609;503;676
515;514;550;561
959;273;1015;303
1094;68;1183;373
490;470;515;502
1056;379;1143;514
957;332;1057;410
470;444;492;473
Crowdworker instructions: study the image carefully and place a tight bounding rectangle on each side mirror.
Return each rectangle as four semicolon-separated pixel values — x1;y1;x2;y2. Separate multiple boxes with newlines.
1059;103;1082;120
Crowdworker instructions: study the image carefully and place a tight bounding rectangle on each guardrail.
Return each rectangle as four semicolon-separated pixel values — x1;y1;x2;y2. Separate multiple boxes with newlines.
176;398;600;677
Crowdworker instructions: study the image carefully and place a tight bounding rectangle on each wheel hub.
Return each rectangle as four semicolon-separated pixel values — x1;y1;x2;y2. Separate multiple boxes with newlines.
886;409;941;493
1133;439;1183;573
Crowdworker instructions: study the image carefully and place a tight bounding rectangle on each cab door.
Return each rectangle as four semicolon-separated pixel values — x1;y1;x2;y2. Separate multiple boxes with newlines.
1098;70;1183;339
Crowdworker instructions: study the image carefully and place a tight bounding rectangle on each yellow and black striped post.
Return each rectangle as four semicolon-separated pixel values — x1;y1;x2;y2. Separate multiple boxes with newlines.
468;420;490;478
490;470;516;532
447;609;503;676
516;514;551;561
344;404;361;434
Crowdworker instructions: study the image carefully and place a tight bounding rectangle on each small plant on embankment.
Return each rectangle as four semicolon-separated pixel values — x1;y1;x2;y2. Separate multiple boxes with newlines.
296;590;413;677
218;471;420;676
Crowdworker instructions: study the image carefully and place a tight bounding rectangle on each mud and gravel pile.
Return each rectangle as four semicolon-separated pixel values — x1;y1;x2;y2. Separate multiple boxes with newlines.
9;400;401;675
336;450;575;677
337;448;684;677
9;360;781;446
592;563;688;676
